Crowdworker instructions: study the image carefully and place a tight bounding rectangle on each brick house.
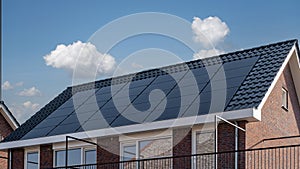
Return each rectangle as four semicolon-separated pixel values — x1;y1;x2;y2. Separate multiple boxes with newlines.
0;39;299;169
0;101;20;169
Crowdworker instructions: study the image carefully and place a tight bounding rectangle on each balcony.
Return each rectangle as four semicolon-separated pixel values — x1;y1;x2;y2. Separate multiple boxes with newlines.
51;144;300;169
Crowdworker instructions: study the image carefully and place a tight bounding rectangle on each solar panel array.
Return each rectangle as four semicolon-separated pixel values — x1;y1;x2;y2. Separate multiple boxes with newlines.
22;55;259;140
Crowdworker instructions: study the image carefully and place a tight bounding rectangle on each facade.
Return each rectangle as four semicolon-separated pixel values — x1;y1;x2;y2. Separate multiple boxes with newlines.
0;39;299;169
0;101;20;169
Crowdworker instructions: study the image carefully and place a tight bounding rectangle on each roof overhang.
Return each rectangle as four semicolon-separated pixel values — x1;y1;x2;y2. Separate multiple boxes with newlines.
258;43;300;109
0;107;260;150
0;102;19;130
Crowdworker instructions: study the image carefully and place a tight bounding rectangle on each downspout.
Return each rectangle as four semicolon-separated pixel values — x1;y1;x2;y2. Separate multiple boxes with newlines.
234;121;238;169
9;149;12;169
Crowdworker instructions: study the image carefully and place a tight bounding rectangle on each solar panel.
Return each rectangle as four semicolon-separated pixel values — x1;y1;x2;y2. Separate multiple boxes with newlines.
45;107;75;119
22;126;54;140
110;115;138;127
34;116;67;129
47;122;82;136
80;118;113;131
21;55;261;139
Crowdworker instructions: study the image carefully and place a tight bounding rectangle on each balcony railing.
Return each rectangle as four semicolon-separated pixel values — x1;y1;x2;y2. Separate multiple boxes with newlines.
51;144;300;169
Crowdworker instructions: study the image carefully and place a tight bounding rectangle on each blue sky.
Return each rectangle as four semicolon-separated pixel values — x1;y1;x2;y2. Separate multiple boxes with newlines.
2;0;300;123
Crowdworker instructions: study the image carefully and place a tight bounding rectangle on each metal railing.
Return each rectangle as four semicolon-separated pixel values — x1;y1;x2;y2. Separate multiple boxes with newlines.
51;144;300;169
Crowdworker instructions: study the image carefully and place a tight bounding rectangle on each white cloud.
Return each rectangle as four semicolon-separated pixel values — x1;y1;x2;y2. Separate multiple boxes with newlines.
193;49;225;60
2;81;13;90
23;101;40;110
18;87;41;97
9;101;40;124
2;81;24;91
192;16;229;46
44;41;116;78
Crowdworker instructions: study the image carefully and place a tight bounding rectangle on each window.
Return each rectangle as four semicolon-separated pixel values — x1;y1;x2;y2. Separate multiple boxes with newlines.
26;152;39;169
195;131;214;154
121;137;172;168
55;148;81;167
139;138;172;159
123;144;136;161
84;149;96;164
121;137;172;161
282;88;288;110
194;130;215;169
54;148;96;167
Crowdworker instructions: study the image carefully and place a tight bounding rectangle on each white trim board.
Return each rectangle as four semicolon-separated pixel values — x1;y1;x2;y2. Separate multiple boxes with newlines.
0;104;19;130
289;46;300;105
0;108;260;150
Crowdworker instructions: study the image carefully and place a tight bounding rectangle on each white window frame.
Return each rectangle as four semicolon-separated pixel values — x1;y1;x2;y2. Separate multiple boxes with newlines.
120;130;173;162
52;140;96;168
282;87;288;111
24;147;40;169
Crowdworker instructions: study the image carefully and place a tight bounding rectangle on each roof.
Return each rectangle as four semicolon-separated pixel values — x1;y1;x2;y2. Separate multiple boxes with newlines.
0;101;20;130
2;39;298;143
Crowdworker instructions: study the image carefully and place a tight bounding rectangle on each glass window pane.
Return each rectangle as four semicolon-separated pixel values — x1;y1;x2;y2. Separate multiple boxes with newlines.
282;88;288;109
85;149;96;164
55;150;65;167
27;152;38;169
196;131;214;154
55;148;81;167
196;131;215;168
123;145;136;161
139;137;172;159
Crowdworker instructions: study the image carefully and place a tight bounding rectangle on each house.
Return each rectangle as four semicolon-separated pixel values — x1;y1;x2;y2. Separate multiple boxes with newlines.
0;39;299;169
0;101;20;169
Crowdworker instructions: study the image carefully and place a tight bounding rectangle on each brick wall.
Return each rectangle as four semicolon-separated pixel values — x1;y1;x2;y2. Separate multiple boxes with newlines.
40;144;53;169
217;121;247;169
0;109;15;169
172;127;192;169
246;64;300;148
97;136;119;169
0;150;8;169
0;109;14;139
173;127;192;156
11;148;24;169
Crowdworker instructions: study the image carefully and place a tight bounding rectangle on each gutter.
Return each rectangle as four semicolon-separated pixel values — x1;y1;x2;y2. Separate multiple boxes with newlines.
1;108;256;150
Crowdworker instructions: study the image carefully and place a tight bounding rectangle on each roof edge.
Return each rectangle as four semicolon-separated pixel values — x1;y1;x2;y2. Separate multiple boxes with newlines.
0;101;20;130
0;108;260;150
257;41;299;110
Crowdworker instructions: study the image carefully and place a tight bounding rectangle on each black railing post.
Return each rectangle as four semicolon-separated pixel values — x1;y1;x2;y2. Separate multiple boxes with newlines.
65;136;69;169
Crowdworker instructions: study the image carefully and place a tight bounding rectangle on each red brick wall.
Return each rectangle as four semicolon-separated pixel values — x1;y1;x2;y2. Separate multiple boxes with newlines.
40;144;53;169
97;136;119;169
246;64;300;148
0;109;15;169
172;127;192;169
217;121;247;169
0;150;8;169
11;148;24;169
0;109;14;139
